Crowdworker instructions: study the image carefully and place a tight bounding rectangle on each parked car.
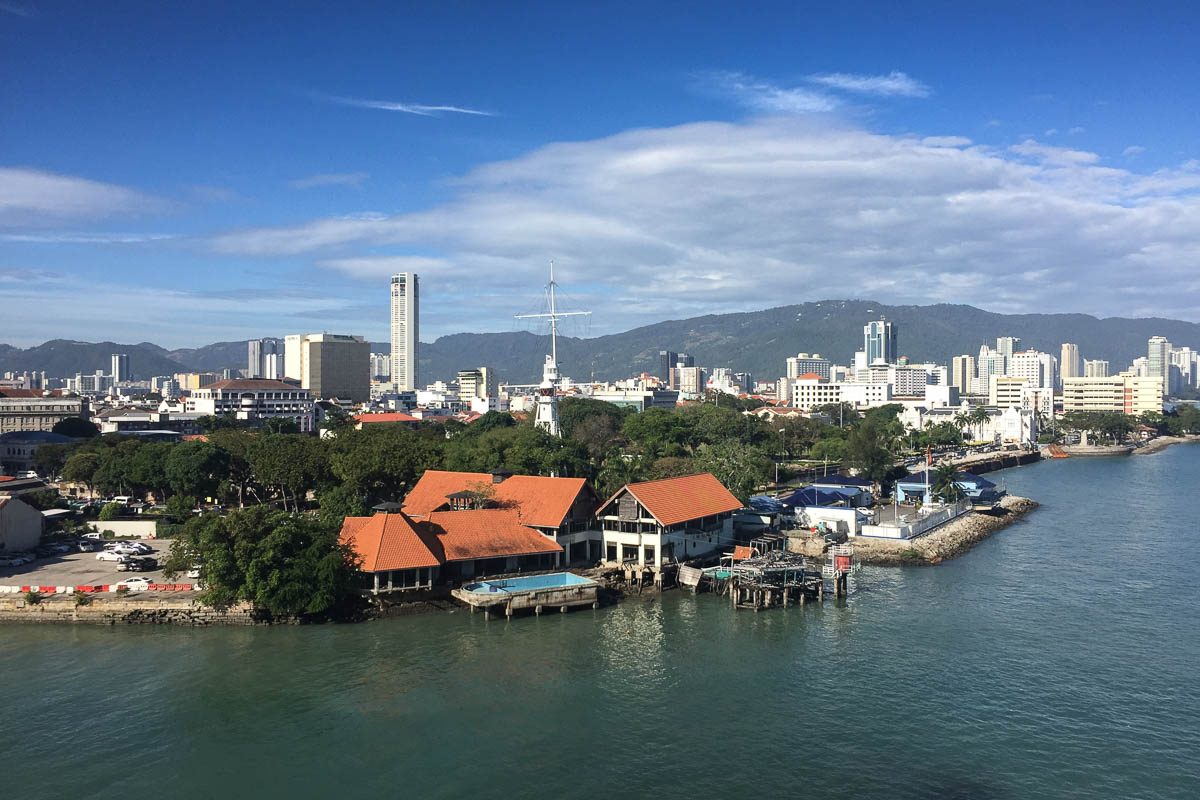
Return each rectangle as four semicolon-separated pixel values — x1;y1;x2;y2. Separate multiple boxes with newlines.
96;551;129;562
75;540;100;552
82;532;103;540
127;542;153;554
115;577;151;590
117;557;157;572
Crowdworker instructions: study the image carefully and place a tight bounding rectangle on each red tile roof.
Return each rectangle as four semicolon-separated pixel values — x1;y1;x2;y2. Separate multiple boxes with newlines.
339;512;442;572
600;473;742;527
422;508;562;562
403;470;590;529
794;372;827;381
0;389;64;398
354;412;420;424
731;545;755;561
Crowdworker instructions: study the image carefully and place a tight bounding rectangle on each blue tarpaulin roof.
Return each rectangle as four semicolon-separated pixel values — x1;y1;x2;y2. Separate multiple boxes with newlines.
780;487;856;508
810;473;873;489
748;495;787;512
898;470;995;488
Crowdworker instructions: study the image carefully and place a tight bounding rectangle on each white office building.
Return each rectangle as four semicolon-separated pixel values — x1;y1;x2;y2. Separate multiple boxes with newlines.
1008;350;1057;390
111;353;129;384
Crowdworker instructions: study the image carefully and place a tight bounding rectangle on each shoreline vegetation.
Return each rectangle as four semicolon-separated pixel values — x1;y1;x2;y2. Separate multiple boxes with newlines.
1132;434;1200;455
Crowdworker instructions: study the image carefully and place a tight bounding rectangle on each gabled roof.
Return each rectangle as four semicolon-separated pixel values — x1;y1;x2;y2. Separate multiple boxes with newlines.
355;412;420;424
0;389;65;398
600;473;742;527
339;512;442;572
403;470;590;529
794;372;827;381
422;509;562;563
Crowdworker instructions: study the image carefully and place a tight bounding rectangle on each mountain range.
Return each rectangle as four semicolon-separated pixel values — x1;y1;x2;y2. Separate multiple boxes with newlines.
2;300;1198;385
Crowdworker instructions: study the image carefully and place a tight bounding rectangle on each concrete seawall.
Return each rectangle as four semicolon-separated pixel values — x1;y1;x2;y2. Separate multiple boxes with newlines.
789;495;1039;566
0;595;293;625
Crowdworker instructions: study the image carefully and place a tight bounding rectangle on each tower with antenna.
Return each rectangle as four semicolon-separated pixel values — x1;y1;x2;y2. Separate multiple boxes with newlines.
515;261;591;437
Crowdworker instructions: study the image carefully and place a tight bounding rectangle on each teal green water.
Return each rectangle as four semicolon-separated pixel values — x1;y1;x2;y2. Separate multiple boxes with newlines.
3;447;1199;798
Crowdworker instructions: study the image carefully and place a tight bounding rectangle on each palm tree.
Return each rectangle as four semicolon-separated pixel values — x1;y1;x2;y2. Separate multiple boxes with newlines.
932;462;964;503
953;411;971;441
970;406;992;443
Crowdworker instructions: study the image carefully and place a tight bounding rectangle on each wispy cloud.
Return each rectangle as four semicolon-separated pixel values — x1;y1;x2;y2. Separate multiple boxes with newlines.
1123;145;1145;157
289;172;370;190
0;2;33;17
322;94;493;117
0;232;175;244
1045;128;1058;136
0;168;165;226
699;71;837;113
1068;126;1085;135
807;70;930;98
318;255;452;279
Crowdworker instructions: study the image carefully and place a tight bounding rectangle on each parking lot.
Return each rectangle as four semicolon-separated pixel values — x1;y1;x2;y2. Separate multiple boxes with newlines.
0;539;180;588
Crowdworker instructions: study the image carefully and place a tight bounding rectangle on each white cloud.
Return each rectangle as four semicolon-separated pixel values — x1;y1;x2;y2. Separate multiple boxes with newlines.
0;168;162;227
289;172;370;189
1123;145;1145;157
1068;126;1086;135
1044;128;1058;136
699;71;837;113
206;118;1200;333
323;95;493;117
0;232;175;244
808;70;931;98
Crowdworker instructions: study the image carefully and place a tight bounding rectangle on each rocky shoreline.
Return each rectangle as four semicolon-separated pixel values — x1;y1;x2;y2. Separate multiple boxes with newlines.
1133;435;1200;455
789;495;1039;566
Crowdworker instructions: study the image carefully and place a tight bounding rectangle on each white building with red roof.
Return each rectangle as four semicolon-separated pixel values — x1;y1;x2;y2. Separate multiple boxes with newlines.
594;473;741;572
185;379;315;432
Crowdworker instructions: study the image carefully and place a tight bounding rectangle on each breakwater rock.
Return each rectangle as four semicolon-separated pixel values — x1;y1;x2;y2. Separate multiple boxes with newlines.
788;495;1039;566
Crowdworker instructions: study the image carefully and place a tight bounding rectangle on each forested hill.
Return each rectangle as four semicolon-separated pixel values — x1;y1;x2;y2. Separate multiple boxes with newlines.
3;301;1198;384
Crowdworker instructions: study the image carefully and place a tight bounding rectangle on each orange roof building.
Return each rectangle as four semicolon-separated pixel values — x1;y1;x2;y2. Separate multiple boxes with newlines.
595;473;742;571
403;470;596;531
339;506;566;592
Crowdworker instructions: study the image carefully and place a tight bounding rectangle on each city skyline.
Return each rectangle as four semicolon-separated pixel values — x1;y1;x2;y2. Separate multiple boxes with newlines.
4;2;1200;347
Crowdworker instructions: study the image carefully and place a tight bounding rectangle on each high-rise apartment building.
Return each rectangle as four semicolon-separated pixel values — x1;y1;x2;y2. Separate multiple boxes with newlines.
370;353;391;381
951;355;976;394
658;350;677;381
390;273;419;392
1008;350;1058;390
996;337;1020;362
111;353;129;383
863;319;896;365
1084;359;1109;378
1060;343;1081;382
456;366;498;400
1147;335;1171;391
248;338;282;380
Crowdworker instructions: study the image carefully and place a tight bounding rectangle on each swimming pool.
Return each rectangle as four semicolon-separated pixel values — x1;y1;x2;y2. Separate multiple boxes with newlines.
463;572;595;594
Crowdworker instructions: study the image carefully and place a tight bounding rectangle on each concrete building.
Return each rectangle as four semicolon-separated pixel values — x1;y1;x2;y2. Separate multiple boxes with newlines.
284;333;370;403
786;353;832;380
457;366;498;401
0;430;75;475
673;366;705;396
1171;347;1197;390
1008;350;1058;390
173;372;219;391
247;338;282;379
1060;343;1081;381
978;346;1006;386
390;272;419;392
111;353;129;383
1084;359;1109;378
951;355;976;394
1147;336;1171;391
996;336;1020;362
0;495;43;554
863;319;896;365
0;390;87;435
791;374;842;410
989;376;1029;409
590;387;678;411
370;352;390;382
658;350;677;381
1061;375;1163;415
186;378;315;431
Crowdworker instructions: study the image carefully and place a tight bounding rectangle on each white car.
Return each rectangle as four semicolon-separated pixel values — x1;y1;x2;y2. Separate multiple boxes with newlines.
96;551;130;562
128;542;153;554
116;577;151;590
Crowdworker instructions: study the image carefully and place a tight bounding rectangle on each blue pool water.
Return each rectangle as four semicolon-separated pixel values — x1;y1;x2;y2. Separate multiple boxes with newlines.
465;572;594;593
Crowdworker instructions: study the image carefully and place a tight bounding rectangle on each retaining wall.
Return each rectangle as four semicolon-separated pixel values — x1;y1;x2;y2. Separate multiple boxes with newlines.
0;596;289;625
88;520;159;538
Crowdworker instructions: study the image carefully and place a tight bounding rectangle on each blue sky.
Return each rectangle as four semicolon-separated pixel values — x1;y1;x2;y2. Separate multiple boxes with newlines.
3;0;1200;348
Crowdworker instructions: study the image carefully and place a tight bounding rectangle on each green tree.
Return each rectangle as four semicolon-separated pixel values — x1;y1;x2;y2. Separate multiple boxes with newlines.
931;463;964;503
165;440;231;500
31;442;71;478
691;441;772;503
51;417;99;438
263;417;301;435
845;417;896;492
196;414;245;433
249;434;330;510
316;485;371;527
98;501;123;521
327;426;442;504
61;451;101;495
165;494;196;524
621;407;692;460
129;442;173;501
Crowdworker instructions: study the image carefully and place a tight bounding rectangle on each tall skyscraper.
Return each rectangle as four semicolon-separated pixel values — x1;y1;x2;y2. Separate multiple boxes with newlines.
1147;335;1171;389
1060;343;1081;382
391;273;419;392
111;353;129;383
1084;359;1109;378
863;318;896;365
658;350;678;381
